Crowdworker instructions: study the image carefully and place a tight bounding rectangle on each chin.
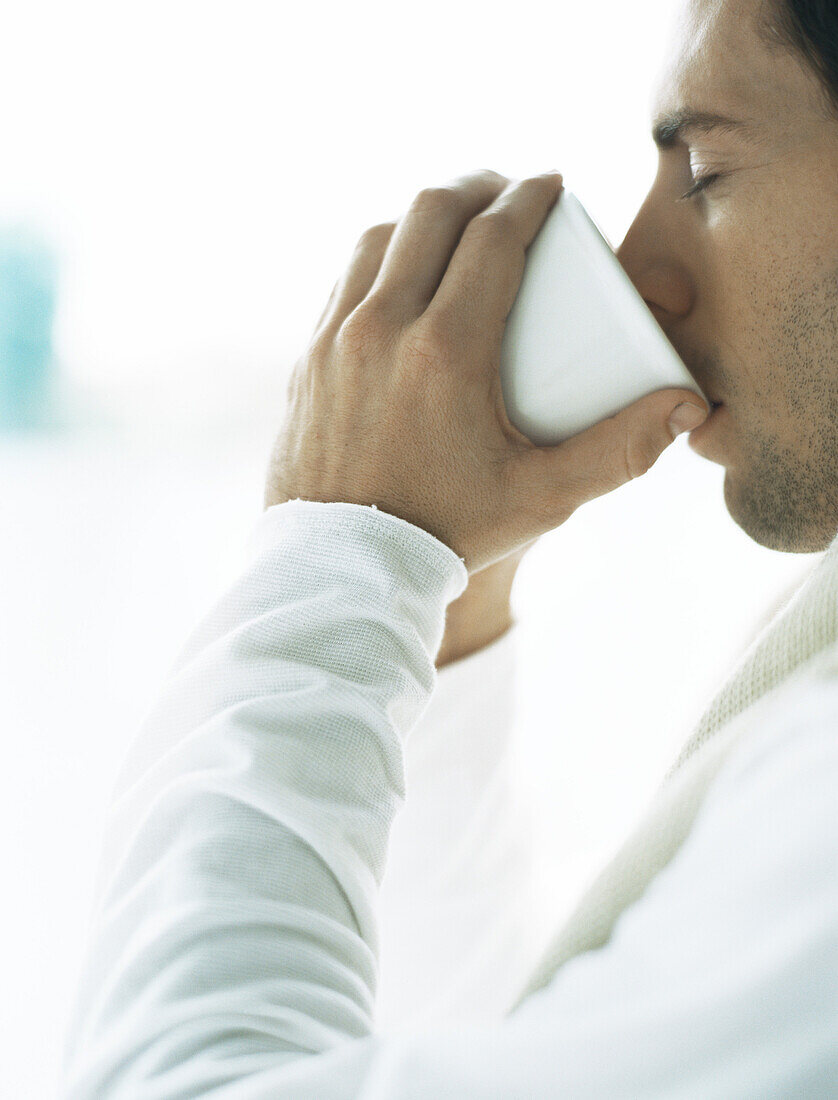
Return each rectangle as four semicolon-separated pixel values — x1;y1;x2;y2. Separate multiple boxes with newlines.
724;477;834;554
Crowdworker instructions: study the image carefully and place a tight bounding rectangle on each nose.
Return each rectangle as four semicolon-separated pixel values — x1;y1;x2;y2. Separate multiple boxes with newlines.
614;201;694;330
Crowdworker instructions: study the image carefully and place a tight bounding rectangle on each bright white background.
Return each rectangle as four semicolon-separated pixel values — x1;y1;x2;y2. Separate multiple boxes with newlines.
0;1;822;1096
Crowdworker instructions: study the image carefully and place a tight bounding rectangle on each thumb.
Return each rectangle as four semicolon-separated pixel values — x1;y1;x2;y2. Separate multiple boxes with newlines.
514;388;711;516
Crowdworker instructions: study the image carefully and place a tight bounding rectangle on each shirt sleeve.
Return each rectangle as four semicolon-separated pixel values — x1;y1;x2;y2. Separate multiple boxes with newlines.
61;497;838;1099
59;496;468;1098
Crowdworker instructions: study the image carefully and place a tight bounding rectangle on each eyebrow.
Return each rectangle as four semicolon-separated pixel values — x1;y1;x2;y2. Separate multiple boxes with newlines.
651;110;760;149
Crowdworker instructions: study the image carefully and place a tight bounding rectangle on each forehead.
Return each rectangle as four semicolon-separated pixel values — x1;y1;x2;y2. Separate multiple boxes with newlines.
650;0;804;132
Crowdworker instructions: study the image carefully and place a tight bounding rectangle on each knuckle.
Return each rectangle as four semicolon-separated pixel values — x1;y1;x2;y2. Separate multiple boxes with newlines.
337;296;391;352
520;478;559;531
359;221;397;247
307;327;332;360
411;185;461;215
467;208;516;243
459;169;510;194
403;315;457;366
622;434;659;481
474;168;509;184
522;171;559;190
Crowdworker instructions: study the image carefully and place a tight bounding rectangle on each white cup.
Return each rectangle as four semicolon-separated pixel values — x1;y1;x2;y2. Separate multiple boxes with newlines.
499;188;707;446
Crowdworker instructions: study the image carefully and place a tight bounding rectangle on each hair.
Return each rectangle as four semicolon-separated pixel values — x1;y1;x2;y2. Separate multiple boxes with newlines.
756;0;838;123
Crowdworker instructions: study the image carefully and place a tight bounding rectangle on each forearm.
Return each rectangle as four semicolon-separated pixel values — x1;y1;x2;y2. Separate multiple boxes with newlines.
61;500;467;1098
435;609;515;669
434;547;525;669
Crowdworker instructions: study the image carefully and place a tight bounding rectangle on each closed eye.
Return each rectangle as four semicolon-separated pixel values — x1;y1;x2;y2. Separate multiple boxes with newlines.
680;173;721;201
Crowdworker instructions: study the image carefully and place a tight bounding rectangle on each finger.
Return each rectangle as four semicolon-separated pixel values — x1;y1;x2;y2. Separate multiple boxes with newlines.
424;172;563;355
367;170;510;321
314;222;397;340
510;387;710;527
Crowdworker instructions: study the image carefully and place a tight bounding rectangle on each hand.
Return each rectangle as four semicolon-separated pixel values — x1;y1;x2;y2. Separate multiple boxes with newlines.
263;169;710;574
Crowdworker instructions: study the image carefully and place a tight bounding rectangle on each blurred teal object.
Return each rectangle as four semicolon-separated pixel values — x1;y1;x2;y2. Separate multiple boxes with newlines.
0;222;60;431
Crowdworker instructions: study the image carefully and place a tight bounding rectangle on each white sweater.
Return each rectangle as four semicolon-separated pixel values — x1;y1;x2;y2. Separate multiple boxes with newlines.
60;500;838;1098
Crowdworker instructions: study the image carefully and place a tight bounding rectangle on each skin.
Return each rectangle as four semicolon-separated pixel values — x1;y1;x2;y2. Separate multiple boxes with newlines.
439;0;838;668
618;0;838;555
265;172;700;584
434;542;529;669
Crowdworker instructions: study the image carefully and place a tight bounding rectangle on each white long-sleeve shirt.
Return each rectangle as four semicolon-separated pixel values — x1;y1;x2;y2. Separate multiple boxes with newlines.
60;499;838;1098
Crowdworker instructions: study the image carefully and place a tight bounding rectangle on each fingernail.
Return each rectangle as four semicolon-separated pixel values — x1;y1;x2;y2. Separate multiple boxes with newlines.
668;403;709;439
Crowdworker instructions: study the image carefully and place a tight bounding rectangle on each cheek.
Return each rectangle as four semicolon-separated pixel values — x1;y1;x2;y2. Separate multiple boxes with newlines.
703;211;792;326
727;183;837;301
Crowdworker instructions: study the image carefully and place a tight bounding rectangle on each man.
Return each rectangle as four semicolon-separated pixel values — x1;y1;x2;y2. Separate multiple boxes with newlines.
61;0;838;1095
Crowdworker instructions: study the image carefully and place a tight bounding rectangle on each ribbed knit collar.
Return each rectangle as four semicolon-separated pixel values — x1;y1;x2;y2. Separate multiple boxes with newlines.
665;527;838;779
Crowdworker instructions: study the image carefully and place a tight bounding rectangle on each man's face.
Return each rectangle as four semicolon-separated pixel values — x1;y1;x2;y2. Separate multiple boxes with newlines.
616;0;838;553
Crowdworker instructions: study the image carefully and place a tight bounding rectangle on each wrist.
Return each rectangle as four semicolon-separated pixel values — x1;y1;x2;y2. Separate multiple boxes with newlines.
433;547;527;669
435;608;515;669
